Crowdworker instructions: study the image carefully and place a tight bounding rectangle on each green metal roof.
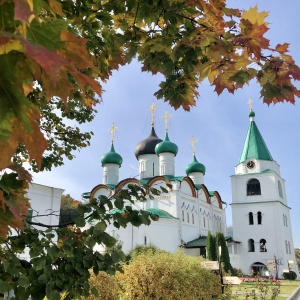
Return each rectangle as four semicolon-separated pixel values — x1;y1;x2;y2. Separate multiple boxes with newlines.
101;143;123;166
239;112;273;163
146;208;177;219
155;132;178;156
184;236;207;248
185;154;206;175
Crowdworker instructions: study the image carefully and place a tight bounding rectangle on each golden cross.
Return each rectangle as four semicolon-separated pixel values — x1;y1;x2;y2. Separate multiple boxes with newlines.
190;136;198;155
110;122;117;143
148;100;158;126
162;110;172;131
248;98;253;111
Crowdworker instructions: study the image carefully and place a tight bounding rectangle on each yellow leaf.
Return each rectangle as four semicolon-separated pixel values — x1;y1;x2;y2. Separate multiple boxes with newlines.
0;39;23;55
158;17;165;28
242;6;269;26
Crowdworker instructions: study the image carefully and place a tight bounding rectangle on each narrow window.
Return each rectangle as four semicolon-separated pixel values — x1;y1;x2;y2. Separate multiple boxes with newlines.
278;181;283;198
260;239;267;252
203;217;206;228
257;211;262;225
182;210;184;222
247;179;261;196
288;241;291;254
249;212;254;225
144;236;147;245
192;214;194;224
248;239;255;252
187;212;190;223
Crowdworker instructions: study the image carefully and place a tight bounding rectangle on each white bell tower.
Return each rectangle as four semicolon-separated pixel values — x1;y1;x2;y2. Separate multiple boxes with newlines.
230;101;298;278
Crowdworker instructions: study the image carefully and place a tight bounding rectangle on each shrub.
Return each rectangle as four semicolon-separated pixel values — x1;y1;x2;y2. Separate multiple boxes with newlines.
83;271;119;300
116;251;229;300
282;271;297;280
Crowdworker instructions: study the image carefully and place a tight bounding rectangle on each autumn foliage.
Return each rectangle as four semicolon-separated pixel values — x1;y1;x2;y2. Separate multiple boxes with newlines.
0;0;300;264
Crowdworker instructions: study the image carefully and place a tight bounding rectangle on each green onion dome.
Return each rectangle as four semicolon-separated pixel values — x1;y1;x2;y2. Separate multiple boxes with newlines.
155;132;178;156
185;154;206;175
101;143;123;166
134;127;162;158
249;110;255;118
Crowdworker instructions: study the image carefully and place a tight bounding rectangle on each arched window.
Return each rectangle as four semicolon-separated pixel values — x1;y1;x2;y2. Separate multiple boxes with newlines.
182;210;184;222
278;181;283;198
161;164;165;175
249;212;254;225
248;239;255;252
257;211;262;225
260;239;267;252
192;214;194;224
187;212;190;223
247;179;261;196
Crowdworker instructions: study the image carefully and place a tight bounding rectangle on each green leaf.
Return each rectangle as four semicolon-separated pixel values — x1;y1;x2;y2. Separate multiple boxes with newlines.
75;216;86;227
31;256;46;270
26;19;68;52
38;273;48;284
0;279;12;293
18;275;30;288
47;245;59;262
47;290;61;300
229;70;250;84
91;287;99;297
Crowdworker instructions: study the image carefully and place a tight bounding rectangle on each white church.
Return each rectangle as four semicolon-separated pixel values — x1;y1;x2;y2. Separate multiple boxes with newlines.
87;101;298;278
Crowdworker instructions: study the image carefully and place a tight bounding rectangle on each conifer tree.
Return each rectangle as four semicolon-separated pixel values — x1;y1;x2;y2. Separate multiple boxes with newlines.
206;231;217;261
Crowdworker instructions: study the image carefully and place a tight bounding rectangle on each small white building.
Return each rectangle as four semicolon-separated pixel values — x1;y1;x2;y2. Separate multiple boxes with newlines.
229;109;299;278
20;183;64;260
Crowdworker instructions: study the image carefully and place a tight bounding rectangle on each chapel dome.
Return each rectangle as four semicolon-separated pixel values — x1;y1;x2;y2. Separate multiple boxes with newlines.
134;127;162;158
101;143;123;166
185;154;206;175
249;110;255;117
155;132;178;156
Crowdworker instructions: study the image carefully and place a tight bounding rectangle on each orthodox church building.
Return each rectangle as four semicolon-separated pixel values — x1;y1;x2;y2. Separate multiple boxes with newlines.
89;102;226;257
88;101;298;278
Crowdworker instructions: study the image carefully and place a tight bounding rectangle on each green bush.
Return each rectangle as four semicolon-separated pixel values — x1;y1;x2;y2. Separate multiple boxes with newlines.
116;250;230;300
283;271;297;280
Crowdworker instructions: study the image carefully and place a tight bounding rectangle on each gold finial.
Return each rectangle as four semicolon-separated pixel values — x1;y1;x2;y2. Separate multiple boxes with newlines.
162;110;172;132
190;136;198;155
110;122;117;143
148;100;158;127
248;98;253;111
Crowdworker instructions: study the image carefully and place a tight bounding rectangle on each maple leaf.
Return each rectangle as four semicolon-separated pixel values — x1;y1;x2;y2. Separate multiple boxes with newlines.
276;43;289;54
242;6;269;26
13;0;33;22
0;172;30;237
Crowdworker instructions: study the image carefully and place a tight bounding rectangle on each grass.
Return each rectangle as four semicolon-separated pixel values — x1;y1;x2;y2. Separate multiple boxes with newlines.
229;279;300;299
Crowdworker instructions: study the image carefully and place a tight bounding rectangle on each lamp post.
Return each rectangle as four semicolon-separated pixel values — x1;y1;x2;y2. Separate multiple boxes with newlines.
218;245;224;294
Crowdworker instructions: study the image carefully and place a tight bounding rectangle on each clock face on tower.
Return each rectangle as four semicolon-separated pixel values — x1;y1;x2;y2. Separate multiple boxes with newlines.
247;160;255;169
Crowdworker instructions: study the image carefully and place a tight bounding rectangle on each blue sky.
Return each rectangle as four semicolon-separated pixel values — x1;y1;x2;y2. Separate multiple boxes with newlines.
34;1;300;247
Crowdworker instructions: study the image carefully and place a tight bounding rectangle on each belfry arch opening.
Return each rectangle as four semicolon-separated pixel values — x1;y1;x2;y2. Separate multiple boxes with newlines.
247;179;261;196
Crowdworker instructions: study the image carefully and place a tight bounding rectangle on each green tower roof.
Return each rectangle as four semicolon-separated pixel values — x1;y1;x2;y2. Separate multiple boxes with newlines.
239;111;273;163
101;143;123;166
185;154;206;175
155;132;178;156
